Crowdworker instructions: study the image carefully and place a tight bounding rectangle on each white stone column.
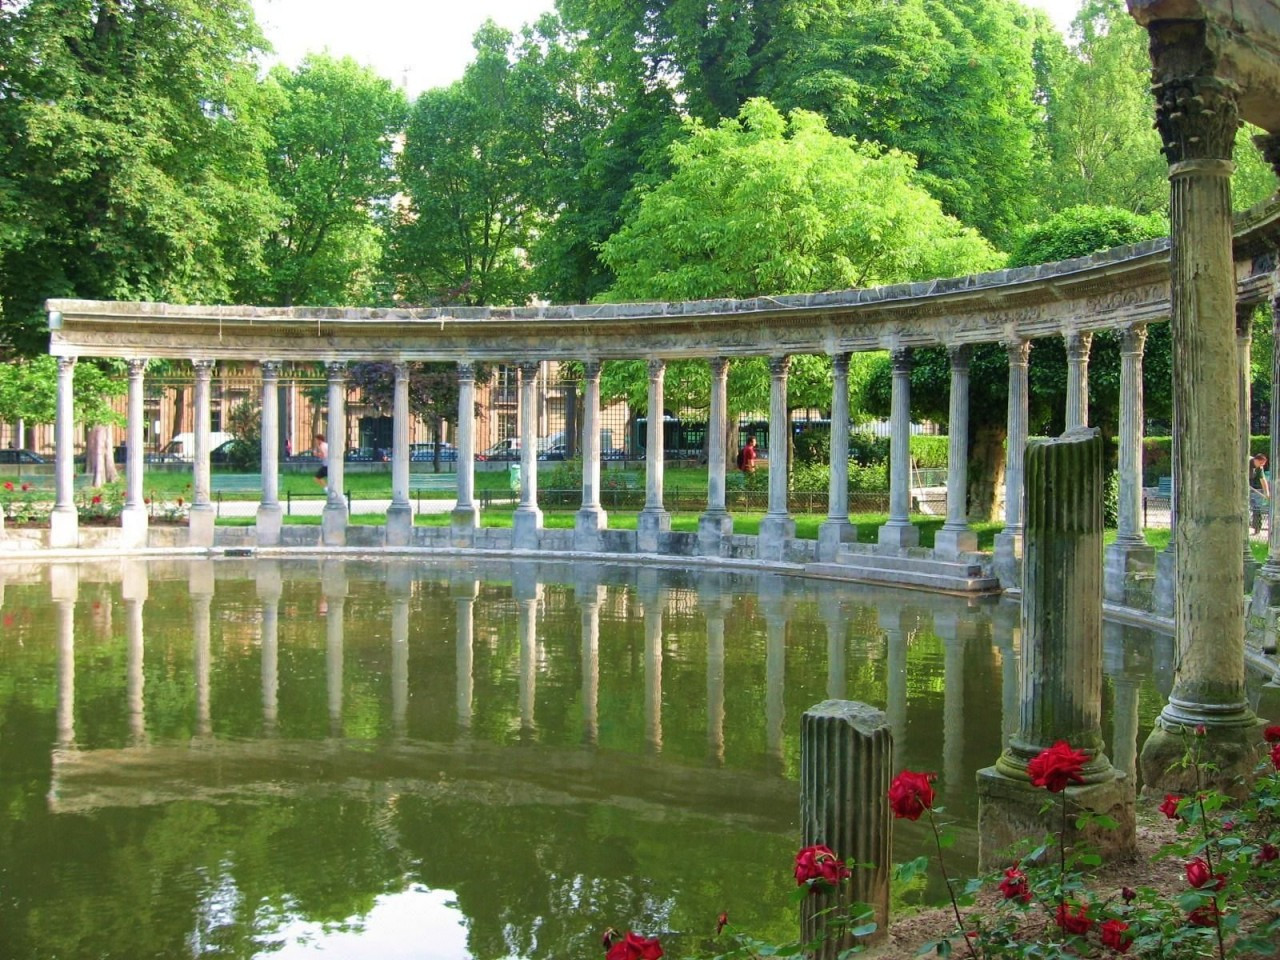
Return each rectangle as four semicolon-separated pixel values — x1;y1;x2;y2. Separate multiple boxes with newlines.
513;361;543;549
189;359;216;548
575;360;608;549
878;347;918;549
1105;325;1156;603
49;357;78;548
994;339;1032;588
936;345;977;559
1238;305;1258;587
637;359;672;551
256;361;283;546
119;358;149;547
818;353;856;561
387;362;414;546
1064;331;1093;431
321;361;348;546
452;361;479;542
759;356;796;559
698;357;733;553
1250;290;1280;652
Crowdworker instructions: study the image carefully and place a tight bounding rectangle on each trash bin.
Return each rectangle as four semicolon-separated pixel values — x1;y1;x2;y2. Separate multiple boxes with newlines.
508;463;521;493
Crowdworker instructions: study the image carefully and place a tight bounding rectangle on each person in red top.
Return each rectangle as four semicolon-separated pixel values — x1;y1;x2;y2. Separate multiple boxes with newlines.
737;435;758;473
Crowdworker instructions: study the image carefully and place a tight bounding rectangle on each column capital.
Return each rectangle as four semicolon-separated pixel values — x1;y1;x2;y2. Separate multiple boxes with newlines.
455;361;475;383
830;352;850;376
260;360;281;379
325;360;347;380
518;360;541;380
709;356;729;378
647;358;666;379
1255;132;1280;178
1120;324;1148;356
391;360;409;381
581;359;602;380
1153;73;1240;166
768;355;790;377
1006;339;1032;366
946;343;970;370
1236;301;1257;335
126;358;147;377
192;358;214;377
889;347;911;373
56;356;76;373
1064;330;1093;360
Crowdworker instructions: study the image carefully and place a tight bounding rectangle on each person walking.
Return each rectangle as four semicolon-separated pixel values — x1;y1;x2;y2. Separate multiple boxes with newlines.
737;435;758;474
313;433;329;487
1249;451;1270;535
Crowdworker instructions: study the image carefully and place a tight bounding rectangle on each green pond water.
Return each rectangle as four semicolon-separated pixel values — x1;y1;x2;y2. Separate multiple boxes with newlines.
0;557;1273;959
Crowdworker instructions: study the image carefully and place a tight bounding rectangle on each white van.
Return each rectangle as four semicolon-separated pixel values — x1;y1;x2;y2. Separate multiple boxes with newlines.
160;432;234;462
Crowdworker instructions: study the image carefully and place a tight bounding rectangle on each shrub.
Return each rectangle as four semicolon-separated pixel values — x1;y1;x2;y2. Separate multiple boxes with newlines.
793;427;831;466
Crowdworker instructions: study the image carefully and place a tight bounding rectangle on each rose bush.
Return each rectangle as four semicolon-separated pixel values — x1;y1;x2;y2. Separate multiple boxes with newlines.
794;843;850;889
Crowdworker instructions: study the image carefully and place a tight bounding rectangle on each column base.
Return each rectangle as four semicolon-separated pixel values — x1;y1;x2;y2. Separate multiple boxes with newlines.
697;511;733;557
49;506;78;549
933;524;977;561
1246;564;1280;652
993;530;1022;590
1153;546;1176;618
256;503;283;547
513;506;543;550
188;505;215;548
877;519;919;550
120;505;149;548
817;518;857;562
321;502;348;546
976;763;1135;869
758;514;796;561
636;508;671;553
1139;713;1262;797
574;506;608;551
386;502;414;547
1103;538;1156;605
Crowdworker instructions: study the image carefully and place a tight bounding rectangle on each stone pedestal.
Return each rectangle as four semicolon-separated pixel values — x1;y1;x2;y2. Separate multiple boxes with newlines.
758;514;796;560
1247;565;1280;652
188;505;215;548
800;700;891;953
320;505;347;547
513;506;544;550
1104;540;1157;606
256;503;283;547
934;526;978;560
993;530;1022;590
121;507;149;549
817;519;857;561
386;502;413;547
575;505;607;552
1153;543;1176;617
697;510;733;557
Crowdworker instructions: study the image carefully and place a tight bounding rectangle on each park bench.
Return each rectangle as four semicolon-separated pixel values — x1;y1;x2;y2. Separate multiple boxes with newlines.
1156;476;1172;497
212;474;264;494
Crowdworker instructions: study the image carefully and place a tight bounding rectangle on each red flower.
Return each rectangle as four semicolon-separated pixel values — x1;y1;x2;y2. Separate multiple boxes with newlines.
998;866;1031;903
1256;843;1278;864
1158;794;1182;820
20;483;29;491
1055;902;1092;936
3;481;12;491
1263;725;1280;743
1271;742;1280;770
794;844;850;887
605;931;663;960
1184;858;1226;890
716;912;728;935
601;929;616;950
1187;904;1220;928
887;770;936;821
176;497;184;507
91;495;102;505
1121;887;1136;903
144;498;151;505
1028;741;1089;792
1194;724;1207;736
1100;919;1133;953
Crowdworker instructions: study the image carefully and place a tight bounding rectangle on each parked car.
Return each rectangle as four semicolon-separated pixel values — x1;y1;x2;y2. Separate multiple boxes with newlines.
538;444;567;461
0;448;45;464
158;431;234;462
410;442;456;462
477;438;520;461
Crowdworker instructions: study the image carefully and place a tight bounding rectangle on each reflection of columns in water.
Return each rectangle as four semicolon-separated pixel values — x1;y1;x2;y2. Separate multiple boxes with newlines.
192;590;213;740
761;578;787;769
53;568;78;747
936;611;966;792
881;607;908;749
706;604;726;766
518;595;539;733
323;566;347;737
644;588;664;753
820;593;847;701
1104;622;1141;784
993;602;1021;749
454;580;479;734
124;583;147;743
257;563;282;736
578;583;604;745
391;594;410;738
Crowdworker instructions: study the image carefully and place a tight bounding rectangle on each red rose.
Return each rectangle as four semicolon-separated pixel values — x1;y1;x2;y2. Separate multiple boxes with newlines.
1263;725;1280;743
1256;843;1279;864
3;481;12;491
91;495;102;505
20;483;29;491
1194;724;1206;736
716;912;728;935
998;866;1031;903
1100;919;1133;953
177;496;184;506
1187;904;1220;928
1184;858;1226;890
1055;902;1092;936
605;931;663;960
1121;887;1136;903
1158;794;1182;820
887;770;936;821
1027;741;1089;792
794;844;850;887
1271;742;1280;770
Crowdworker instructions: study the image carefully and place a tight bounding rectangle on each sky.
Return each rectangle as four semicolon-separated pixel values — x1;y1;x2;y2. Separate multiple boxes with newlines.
251;0;1086;97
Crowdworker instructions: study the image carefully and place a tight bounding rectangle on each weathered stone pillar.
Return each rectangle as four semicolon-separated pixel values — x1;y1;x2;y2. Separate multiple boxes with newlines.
699;357;733;554
513;361;544;550
1105;325;1156;602
452;362;479;543
387;361;414;546
575;360;608;550
1138;38;1261;792
256;561;282;735
256;361;283;546
757;356;796;559
49;357;78;548
800;701;892;953
120;358;149;547
1064;331;1093;431
455;575;478;733
879;348;918;549
819;353;856;561
122;560;147;742
1238;304;1258;588
936;345;977;559
577;573;604;744
994;340;1032;588
189;359;216;548
321;361;348;546
1250;289;1280;652
191;560;214;738
638;359;671;552
53;565;78;746
323;563;347;737
978;429;1134;864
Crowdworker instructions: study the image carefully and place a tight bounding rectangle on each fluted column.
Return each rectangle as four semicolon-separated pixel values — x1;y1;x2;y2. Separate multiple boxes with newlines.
635;359;672;552
878;347;918;548
513;361;543;549
256;361;283;546
256;562;282;735
698;357;733;552
387;361;414;546
994;340;1032;588
758;356;796;559
1138;47;1259;792
1064;331;1093;431
120;358;149;546
49;357;78;547
1251;290;1280;652
935;345;976;558
321;361;348;546
452;361;479;542
575;360;608;548
1238;305;1259;587
819;353;856;560
186;359;215;547
1105;325;1156;602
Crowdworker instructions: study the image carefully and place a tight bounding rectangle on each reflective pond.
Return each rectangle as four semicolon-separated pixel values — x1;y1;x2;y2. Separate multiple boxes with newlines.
0;558;1274;959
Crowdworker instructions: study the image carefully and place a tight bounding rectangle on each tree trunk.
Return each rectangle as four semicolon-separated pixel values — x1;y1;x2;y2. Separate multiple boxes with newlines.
86;424;118;487
170;385;186;447
967;422;1006;523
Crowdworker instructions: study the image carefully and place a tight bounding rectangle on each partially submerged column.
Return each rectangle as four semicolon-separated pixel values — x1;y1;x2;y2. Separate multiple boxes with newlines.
1137;23;1261;791
759;356;796;560
1238;304;1258;589
256;361;283;546
387;361;414;546
935;345;977;559
994;340;1032;588
1250;288;1280;652
1104;325;1156;603
575;359;608;550
513;361;544;550
878;347;918;549
1064;331;1093;430
819;353;856;561
799;701;892;953
120;358;148;547
978;429;1134;865
321;361;348;547
49;357;78;548
698;357;733;554
189;359;216;548
637;359;671;552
